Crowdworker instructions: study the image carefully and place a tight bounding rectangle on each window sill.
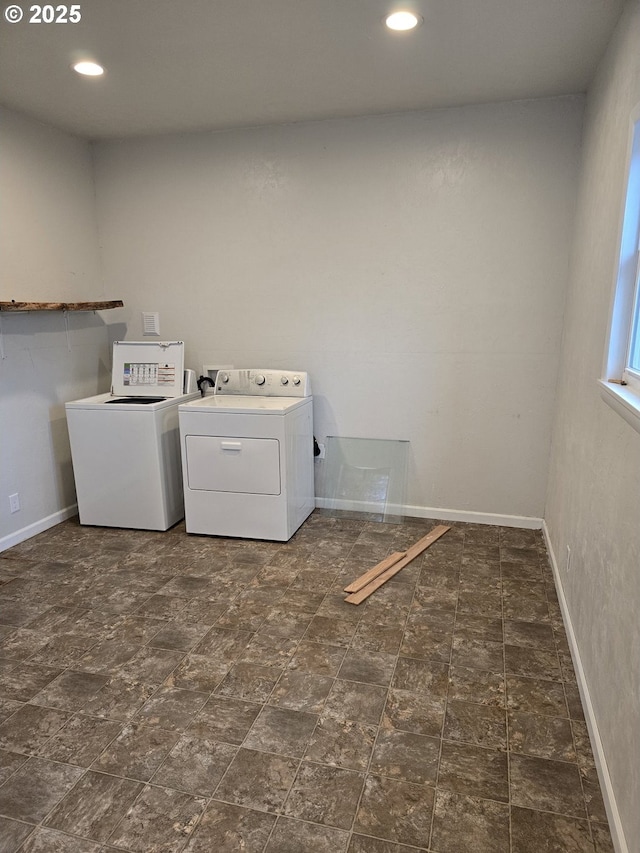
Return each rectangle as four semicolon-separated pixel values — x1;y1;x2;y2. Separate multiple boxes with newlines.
599;379;640;435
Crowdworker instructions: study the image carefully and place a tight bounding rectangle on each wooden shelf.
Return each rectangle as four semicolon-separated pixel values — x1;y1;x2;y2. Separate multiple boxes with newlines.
0;300;123;313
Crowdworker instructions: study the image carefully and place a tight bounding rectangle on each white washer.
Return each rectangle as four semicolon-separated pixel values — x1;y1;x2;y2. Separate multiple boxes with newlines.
66;341;199;530
179;368;314;541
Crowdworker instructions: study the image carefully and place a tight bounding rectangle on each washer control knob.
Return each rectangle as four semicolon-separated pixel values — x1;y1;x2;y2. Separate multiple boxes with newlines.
280;376;289;385
219;372;229;384
292;375;301;386
255;374;266;386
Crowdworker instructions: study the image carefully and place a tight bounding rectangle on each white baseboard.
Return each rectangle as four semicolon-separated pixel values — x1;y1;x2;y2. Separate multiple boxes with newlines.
3;500;541;555
0;504;78;554
315;497;543;530
541;521;628;853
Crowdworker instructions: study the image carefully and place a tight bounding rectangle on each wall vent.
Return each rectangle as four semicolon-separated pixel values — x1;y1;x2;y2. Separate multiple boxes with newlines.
142;312;160;336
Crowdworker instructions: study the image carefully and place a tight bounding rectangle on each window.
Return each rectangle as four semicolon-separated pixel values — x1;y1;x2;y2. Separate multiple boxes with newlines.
627;225;640;382
600;109;640;432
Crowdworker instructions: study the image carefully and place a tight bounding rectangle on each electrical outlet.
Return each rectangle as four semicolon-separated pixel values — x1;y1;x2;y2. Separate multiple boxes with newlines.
566;545;572;572
9;493;20;513
203;364;234;383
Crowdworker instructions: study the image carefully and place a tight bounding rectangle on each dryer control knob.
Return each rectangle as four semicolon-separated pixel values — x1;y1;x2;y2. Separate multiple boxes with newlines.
280;376;289;385
219;372;230;384
292;375;301;386
255;374;266;386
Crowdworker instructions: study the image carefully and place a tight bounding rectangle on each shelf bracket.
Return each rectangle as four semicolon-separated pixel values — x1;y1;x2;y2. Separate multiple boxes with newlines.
63;310;72;352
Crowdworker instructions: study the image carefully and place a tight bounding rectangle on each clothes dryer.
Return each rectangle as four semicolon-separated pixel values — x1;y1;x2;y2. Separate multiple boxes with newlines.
179;369;314;541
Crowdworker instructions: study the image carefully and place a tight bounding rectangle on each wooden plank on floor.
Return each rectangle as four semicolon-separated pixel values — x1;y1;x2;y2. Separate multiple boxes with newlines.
344;524;451;605
403;525;451;562
343;551;406;593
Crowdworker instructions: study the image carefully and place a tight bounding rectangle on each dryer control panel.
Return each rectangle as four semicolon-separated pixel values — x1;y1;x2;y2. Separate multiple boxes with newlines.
215;369;311;397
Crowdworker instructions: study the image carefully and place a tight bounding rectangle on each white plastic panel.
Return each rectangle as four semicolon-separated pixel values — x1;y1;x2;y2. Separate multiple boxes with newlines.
321;436;409;522
185;435;281;495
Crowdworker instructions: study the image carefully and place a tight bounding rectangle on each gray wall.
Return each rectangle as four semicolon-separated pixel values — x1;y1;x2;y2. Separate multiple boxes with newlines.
93;96;583;521
0;108;115;546
545;2;640;849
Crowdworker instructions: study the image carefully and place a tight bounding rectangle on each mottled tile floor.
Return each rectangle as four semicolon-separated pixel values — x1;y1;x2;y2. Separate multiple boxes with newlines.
0;512;614;852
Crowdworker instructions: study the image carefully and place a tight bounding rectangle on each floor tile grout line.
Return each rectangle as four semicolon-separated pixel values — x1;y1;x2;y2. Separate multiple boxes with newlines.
207;518;359;850
275;523;399;850
341;523;444;850
184;518;364;850
19;549;277;850
550;571;596;844
269;522;385;849
18;600;229;844
500;535;515;853
15;748;112;850
93;537;281;849
425;524;465;851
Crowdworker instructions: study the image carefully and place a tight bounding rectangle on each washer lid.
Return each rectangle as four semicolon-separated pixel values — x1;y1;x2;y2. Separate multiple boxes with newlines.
111;341;185;398
179;395;312;415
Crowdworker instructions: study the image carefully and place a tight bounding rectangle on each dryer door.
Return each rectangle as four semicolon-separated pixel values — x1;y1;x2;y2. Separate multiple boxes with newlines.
185;435;281;495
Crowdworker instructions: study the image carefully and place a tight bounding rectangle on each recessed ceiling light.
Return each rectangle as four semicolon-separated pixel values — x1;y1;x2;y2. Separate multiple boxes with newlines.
385;11;422;31
73;61;104;77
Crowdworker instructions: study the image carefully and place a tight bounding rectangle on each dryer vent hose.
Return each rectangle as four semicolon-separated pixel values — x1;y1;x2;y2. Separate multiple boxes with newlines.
197;376;215;397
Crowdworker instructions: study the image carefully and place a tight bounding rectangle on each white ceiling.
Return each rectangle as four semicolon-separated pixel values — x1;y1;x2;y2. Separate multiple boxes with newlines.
0;0;624;140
